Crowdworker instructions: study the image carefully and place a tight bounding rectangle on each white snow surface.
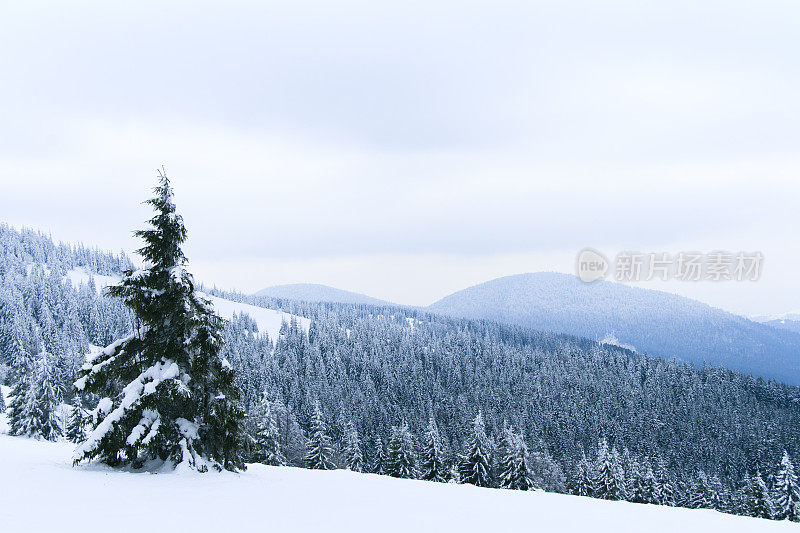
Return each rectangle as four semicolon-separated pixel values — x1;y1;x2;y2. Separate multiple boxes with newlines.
66;268;120;293
0;435;795;533
205;294;310;342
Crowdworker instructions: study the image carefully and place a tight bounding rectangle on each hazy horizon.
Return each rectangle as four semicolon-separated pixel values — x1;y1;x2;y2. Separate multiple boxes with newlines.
2;1;798;316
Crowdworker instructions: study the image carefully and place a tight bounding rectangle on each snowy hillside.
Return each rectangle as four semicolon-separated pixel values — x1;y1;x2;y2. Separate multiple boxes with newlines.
256;283;394;306
428;272;800;385
66;267;309;342
204;294;310;342
0;435;793;533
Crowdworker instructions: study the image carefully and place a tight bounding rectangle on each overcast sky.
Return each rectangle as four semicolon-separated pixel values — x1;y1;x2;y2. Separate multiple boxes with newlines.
1;1;798;315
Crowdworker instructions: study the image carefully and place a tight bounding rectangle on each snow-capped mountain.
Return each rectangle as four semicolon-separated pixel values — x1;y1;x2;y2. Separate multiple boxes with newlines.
427;272;800;385
256;283;394;306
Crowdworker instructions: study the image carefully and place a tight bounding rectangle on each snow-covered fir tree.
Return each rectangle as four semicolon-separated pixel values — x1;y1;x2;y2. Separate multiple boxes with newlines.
66;399;87;444
774;451;800;521
252;397;285;466
572;451;593;497
28;347;63;441
305;401;335;470
744;472;775;519
371;436;387;475
72;171;248;471
342;420;363;472
420;418;447;482
386;421;417;479
498;425;534;490
459;412;493;488
9;345;62;440
7;353;33;436
593;439;627;500
638;464;660;504
687;470;713;509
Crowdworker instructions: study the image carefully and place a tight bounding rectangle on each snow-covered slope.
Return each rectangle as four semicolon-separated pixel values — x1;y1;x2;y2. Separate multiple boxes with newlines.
65;268;308;342
66;267;120;293
205;294;309;342
256;283;394;306
428;272;800;385
0;435;792;533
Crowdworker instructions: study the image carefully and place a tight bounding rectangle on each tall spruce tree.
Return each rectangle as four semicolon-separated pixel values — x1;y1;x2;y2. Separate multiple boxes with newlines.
305;401;335;470
774;451;800;521
498;425;534;491
386;421;417;479
420;418;446;482
342;420;363;472
28;347;62;441
744;472;775;519
252;397;285;466
572;451;593;497
7;353;32;436
459;411;493;488
72;171;247;471
593;439;627;500
372;436;387;475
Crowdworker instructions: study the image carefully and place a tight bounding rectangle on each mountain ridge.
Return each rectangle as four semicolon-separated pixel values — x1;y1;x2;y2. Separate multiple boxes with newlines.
426;272;800;384
255;283;395;306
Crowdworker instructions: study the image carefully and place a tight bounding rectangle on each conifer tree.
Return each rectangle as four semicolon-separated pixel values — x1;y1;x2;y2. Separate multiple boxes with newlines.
687;470;714;509
73;171;247;471
774;451;800;521
744;472;775;519
639;464;660;504
305;401;335;470
28;347;62;441
342;420;363;472
498;425;533;490
372;436;387;475
459;412;493;488
572;451;593;497
386;421;417;479
593;438;627;500
252;398;285;466
7;354;32;436
66;398;88;444
420;418;446;482
0;383;5;412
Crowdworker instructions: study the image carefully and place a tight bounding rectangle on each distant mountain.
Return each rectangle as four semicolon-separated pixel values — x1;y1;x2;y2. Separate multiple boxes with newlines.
427;272;800;385
752;312;800;334
757;318;800;334
255;283;394;306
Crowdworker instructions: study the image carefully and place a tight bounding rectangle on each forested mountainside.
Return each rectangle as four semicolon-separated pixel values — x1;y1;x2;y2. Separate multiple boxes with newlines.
427;272;800;385
2;224;800;519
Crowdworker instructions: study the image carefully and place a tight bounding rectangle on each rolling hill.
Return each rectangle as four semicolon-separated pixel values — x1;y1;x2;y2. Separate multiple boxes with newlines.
255;283;394;306
427;272;800;385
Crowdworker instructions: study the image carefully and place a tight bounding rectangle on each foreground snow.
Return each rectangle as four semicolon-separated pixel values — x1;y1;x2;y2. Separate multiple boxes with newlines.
0;435;794;533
